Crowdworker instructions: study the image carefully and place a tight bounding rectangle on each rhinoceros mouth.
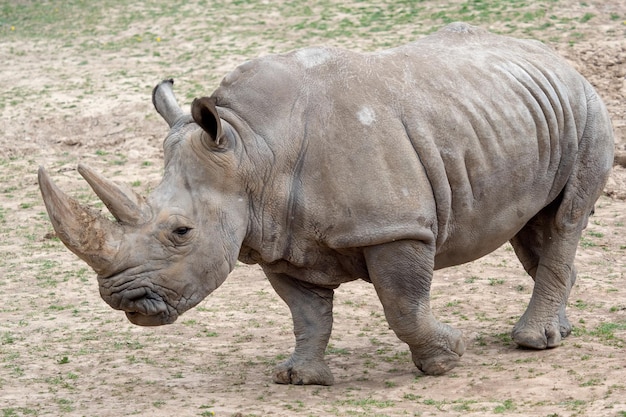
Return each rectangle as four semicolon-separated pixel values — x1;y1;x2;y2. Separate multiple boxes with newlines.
125;311;178;326
102;282;180;326
120;294;179;326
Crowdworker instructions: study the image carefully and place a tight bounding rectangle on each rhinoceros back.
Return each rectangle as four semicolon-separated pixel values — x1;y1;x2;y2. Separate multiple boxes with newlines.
212;23;611;268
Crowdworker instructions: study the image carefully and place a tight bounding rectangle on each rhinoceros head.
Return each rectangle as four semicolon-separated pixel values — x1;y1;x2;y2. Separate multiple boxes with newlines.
38;80;249;326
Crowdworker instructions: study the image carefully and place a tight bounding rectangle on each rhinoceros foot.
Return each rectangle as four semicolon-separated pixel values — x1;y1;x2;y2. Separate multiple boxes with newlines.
557;306;573;338
412;324;465;376
512;318;563;349
273;357;334;386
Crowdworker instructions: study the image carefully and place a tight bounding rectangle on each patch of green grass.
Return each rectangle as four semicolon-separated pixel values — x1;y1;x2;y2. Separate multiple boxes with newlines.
420;397;479;412
423;398;447;411
56;398;73;413
574;321;626;347
589;322;626;344
334;397;395;409
579;12;595;23
2;408;39;417
32;258;63;288
465;275;479;283
1;332;15;345
579;236;596;248
113;339;144;350
559;398;588;411
580;378;602;387
198;404;215;417
587;230;604;238
326;344;350;355
494;399;516;413
488;277;505;286
514;356;538;364
495;332;513;345
452;399;478;412
283;399;305;411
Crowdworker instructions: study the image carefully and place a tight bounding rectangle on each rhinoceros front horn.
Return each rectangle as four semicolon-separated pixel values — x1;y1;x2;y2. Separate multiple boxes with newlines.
38;166;124;276
152;79;183;127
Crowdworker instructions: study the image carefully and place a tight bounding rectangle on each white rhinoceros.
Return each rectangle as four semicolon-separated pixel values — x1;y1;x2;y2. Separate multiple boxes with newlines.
38;23;614;385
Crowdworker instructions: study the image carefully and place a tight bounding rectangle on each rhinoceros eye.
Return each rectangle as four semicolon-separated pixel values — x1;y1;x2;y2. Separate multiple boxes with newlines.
174;227;191;236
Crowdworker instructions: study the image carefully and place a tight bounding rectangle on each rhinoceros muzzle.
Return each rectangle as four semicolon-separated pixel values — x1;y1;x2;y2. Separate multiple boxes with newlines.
115;280;180;326
101;283;178;326
114;286;170;314
96;263;185;325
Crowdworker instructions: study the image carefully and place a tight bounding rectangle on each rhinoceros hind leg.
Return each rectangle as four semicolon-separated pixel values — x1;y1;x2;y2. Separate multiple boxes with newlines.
511;86;612;349
509;206;579;349
265;271;335;385
510;129;611;348
364;240;465;376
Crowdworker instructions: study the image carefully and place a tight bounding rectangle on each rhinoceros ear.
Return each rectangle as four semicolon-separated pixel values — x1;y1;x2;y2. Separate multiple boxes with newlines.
191;97;229;150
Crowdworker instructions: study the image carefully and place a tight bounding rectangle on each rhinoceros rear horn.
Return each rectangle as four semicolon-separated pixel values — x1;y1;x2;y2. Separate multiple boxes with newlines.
77;164;149;225
152;79;184;127
38;166;122;276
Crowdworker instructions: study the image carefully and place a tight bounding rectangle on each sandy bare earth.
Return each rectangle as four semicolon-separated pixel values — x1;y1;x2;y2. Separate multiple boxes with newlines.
0;0;625;416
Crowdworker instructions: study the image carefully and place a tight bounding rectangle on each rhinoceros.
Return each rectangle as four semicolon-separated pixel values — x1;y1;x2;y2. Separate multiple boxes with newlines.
38;22;614;385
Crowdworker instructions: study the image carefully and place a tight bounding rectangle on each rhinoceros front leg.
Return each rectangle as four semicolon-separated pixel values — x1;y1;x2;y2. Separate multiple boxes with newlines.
363;240;465;375
265;271;335;385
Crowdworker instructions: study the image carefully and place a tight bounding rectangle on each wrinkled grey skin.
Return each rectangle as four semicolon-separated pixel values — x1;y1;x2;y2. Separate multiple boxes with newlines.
39;23;614;385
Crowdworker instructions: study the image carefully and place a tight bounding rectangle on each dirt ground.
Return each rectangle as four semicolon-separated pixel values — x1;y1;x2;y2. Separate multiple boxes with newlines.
1;1;625;416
